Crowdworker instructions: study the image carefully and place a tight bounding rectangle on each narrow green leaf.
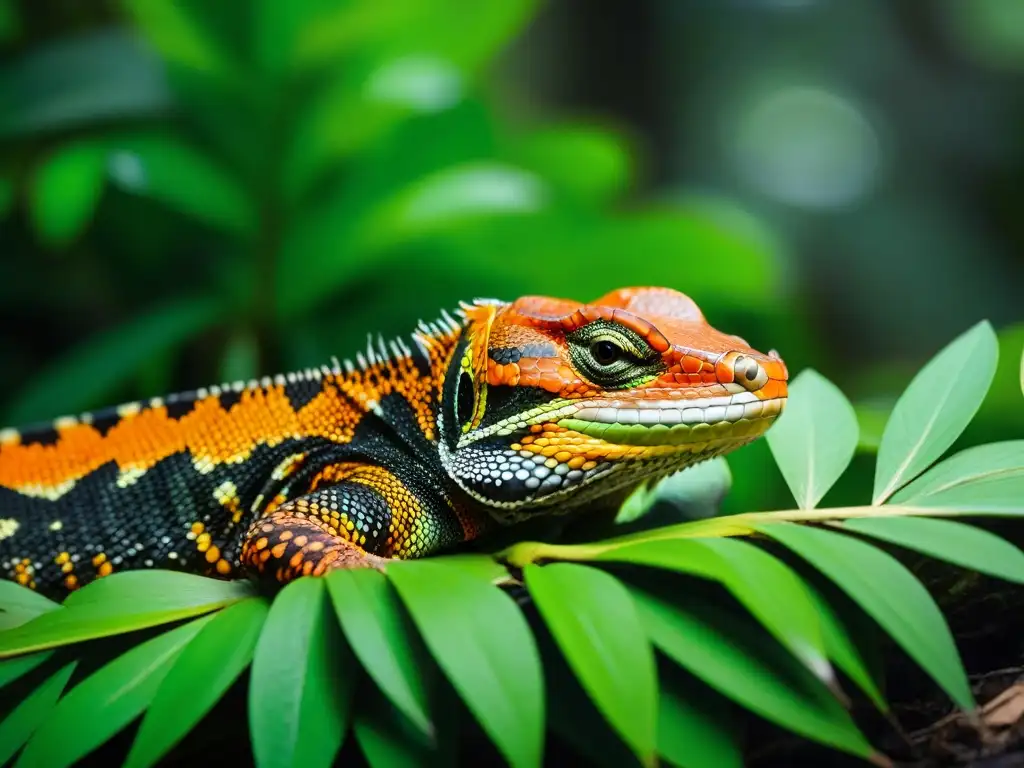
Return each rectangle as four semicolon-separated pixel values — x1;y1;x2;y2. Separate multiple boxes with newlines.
766;369;859;508
124;597;269;768
388;559;543;768
327;569;431;737
592;539;832;684
873;321;999;504
524;563;656;767
0;661;76;767
751;522;974;710
0;651;53;691
891;440;1024;505
0;571;254;657
29;141;106;247
0;29;171;137
657;677;742;768
0;581;61;631
107;133;255;235
806;586;887;711
249;577;354;768
5;297;223;424
841;516;1024;584
122;0;229;76
631;588;875;760
16;616;210;768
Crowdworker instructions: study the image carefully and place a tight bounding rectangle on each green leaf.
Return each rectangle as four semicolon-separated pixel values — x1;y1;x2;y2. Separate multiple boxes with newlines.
657;675;742;768
1020;342;1023;397
766;369;859;508
591;538;831;684
28;141;107;247
326;569;431;737
616;457;732;525
107;133;255;235
122;0;229;76
0;571;254;657
631;587;874;760
0;581;61;631
806;586;887;711
510;125;631;204
840;516;1024;584
891;440;1024;505
352;682;442;768
0;651;53;691
16;617;209;767
124;597;269;768
751;522;974;710
427;553;509;584
873;321;999;504
388;559;543;768
5;297;224;424
249;577;355;768
524;563;656;767
0;661;76;767
0;29;171;137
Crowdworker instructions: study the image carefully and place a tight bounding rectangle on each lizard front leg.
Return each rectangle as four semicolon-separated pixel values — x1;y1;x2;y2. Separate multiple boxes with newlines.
239;463;473;584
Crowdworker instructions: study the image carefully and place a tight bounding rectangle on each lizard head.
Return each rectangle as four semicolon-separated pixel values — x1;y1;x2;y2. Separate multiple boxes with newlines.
437;287;788;522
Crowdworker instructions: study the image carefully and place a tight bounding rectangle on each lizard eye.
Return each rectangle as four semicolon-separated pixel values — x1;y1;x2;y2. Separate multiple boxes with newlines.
590;340;623;366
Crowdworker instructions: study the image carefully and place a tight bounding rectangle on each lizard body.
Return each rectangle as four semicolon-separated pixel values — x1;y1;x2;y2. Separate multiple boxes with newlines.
0;287;788;597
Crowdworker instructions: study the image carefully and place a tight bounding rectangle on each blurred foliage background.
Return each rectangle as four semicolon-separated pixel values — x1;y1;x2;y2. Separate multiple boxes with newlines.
0;0;1022;518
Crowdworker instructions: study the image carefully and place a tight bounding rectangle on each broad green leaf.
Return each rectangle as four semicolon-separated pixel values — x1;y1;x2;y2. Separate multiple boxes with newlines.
327;569;431;737
123;0;229;76
249;578;354;768
0;651;53;691
124;597;269;768
873;321;999;504
0;29;171;137
840;516;1024;584
16;617;209;767
806;586;887;711
591;538;831;684
751;522;974;710
891;440;1024;504
388;559;543;768
631;588;875;760
0;661;76;767
0;581;61;631
107;133;254;235
5;297;223;424
657;676;742;768
428;554;510;584
0;571;253;657
524;563;656;767
766;369;859;508
29;141;107;247
510;125;631;204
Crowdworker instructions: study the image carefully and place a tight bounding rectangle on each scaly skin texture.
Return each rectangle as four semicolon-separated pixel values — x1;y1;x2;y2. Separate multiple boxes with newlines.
0;287;788;597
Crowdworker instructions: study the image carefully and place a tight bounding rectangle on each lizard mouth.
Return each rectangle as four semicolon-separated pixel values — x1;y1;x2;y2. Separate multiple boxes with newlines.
553;392;786;447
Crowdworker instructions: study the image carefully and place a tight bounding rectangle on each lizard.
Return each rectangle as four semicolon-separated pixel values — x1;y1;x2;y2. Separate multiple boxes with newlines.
0;287;788;599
